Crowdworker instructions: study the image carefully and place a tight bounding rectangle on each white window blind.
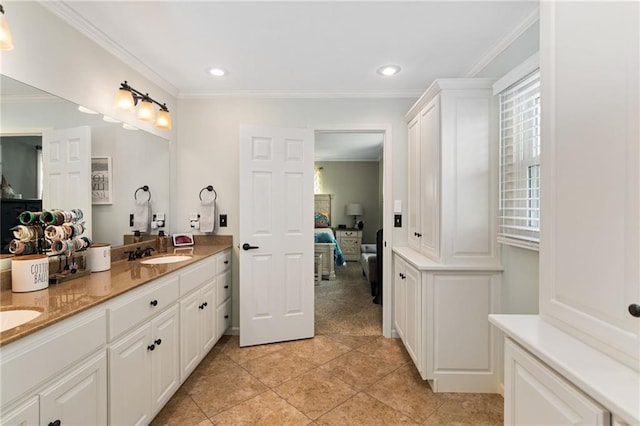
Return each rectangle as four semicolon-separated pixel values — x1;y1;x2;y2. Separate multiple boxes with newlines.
498;69;540;250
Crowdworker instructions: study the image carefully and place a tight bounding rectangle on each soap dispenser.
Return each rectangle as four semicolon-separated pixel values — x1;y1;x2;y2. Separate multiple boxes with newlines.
157;230;168;253
133;230;142;243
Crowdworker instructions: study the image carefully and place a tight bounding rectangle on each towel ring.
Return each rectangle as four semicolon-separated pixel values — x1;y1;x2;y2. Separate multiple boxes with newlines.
199;185;217;201
134;185;152;202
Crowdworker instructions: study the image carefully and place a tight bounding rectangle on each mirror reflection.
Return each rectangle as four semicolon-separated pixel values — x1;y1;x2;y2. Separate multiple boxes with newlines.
0;75;171;251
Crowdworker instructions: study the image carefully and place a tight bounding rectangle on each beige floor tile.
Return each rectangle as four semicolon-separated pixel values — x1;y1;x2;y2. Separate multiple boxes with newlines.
221;335;286;364
356;336;412;367
150;389;208;426
210;390;311;425
366;364;451;423
180;361;246;395
188;367;268;417
324;334;379;349
316;392;418;425
285;334;352;364
194;420;213;426
320;350;398;390
273;369;357;420
241;349;319;387
422;393;504;426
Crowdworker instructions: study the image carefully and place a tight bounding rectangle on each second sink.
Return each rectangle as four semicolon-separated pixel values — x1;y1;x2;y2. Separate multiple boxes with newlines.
140;255;192;265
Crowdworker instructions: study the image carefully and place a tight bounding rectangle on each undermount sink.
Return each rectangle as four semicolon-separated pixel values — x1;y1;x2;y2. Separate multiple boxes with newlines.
140;255;192;265
0;309;42;332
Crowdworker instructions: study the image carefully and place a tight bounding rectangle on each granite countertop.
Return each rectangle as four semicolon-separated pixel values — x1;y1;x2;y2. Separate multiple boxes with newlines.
0;244;232;347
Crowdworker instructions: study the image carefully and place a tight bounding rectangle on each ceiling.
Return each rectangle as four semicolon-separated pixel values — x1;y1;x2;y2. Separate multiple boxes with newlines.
41;1;538;160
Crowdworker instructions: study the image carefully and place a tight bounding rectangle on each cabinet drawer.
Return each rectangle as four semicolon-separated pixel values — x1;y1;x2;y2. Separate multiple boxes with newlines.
179;257;216;296
337;230;360;238
217;271;231;305
0;307;106;406
216;250;231;273
108;276;179;340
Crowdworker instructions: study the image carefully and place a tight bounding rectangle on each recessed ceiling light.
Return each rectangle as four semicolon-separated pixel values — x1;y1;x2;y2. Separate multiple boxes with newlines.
78;105;98;114
377;65;401;77
103;115;121;123
208;68;227;77
122;123;138;130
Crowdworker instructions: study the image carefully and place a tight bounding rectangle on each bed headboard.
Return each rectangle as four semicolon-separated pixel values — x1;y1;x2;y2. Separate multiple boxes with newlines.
314;194;332;223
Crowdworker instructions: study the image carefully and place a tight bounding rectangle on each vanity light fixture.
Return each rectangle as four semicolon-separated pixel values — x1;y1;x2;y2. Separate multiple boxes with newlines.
0;4;14;51
376;65;401;77
114;81;172;130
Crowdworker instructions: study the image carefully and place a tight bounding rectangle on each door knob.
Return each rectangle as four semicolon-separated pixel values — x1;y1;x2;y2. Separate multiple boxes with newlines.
629;304;640;318
242;243;259;251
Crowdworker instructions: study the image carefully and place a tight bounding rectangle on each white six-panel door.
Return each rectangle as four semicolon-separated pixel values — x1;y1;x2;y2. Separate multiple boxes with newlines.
239;125;314;347
42;126;92;238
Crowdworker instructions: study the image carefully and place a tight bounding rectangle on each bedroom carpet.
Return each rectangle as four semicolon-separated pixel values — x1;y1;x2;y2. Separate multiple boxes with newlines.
314;261;382;336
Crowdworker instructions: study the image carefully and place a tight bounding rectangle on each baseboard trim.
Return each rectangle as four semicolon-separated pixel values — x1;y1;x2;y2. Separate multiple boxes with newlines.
498;383;504;397
225;327;240;336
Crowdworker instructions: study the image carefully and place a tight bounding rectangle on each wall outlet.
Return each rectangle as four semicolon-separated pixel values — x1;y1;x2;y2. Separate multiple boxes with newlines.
129;214;134;227
220;214;227;227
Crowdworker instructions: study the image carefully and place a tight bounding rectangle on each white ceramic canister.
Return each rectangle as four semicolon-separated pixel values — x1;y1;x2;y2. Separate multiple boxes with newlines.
87;243;111;272
11;254;49;293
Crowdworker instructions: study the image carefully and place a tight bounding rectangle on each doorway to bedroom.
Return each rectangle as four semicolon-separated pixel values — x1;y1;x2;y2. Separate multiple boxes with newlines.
313;130;385;336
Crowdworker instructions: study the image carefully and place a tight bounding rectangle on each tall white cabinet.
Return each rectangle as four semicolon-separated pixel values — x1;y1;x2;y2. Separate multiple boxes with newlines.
395;79;503;393
491;2;640;425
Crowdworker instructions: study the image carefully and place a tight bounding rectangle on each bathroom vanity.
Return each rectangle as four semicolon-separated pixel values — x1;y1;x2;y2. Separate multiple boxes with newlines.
0;243;232;425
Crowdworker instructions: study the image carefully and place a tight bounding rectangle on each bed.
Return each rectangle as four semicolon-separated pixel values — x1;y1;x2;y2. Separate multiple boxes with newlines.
314;194;345;280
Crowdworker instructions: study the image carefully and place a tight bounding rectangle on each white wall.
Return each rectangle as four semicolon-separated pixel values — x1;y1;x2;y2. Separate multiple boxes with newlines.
176;97;413;327
315;161;381;243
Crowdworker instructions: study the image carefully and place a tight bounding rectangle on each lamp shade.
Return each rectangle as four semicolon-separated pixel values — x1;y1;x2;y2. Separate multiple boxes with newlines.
114;88;135;111
0;5;14;51
137;98;156;122
155;109;172;130
346;203;363;216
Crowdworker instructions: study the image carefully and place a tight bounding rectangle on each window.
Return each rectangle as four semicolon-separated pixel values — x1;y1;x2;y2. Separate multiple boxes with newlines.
497;69;540;250
314;166;323;194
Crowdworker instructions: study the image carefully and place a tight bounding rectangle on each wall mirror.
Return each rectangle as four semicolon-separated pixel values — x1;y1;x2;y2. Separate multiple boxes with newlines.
0;74;171;252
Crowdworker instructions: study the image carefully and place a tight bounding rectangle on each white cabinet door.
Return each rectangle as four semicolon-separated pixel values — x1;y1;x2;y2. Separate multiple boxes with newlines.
40;351;107;426
403;263;421;368
180;291;202;381
540;1;640;369
201;281;217;354
109;323;153;426
393;256;406;340
1;396;39;426
504;339;610;426
216;299;232;339
407;116;421;252
151;305;180;415
418;97;440;261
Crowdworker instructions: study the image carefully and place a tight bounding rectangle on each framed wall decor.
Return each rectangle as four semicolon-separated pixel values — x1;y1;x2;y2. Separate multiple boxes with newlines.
91;156;113;204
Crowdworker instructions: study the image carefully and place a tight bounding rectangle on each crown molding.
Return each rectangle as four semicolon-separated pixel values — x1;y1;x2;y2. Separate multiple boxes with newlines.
40;1;179;97
178;89;423;99
465;6;540;78
1;94;62;103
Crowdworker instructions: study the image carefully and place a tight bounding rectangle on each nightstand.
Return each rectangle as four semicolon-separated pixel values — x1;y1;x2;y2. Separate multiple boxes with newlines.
335;229;362;261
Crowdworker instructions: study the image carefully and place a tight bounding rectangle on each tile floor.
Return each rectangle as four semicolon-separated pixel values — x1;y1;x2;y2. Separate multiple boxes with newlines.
151;333;504;425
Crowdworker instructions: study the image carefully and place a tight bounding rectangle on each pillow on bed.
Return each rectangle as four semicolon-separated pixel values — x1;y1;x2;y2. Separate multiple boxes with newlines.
314;212;330;228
